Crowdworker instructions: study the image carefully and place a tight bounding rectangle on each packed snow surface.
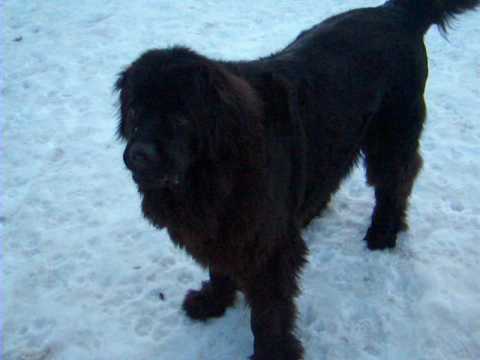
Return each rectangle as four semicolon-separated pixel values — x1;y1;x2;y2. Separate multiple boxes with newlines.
2;1;480;359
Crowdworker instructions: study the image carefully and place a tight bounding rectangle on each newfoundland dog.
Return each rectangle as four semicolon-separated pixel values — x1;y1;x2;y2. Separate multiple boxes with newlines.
115;1;479;359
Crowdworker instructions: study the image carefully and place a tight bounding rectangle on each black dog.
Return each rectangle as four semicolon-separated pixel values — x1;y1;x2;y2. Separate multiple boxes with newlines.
115;1;479;359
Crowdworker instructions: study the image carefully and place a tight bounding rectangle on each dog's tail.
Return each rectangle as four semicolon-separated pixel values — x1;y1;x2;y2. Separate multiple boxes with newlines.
388;0;480;33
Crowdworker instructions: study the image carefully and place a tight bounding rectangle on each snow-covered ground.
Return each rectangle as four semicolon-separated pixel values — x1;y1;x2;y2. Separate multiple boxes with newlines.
2;1;480;359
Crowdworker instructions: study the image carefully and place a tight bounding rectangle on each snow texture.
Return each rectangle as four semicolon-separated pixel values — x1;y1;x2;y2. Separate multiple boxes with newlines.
2;0;480;359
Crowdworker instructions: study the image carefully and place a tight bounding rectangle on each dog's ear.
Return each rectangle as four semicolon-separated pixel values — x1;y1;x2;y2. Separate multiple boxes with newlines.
114;68;131;140
195;65;265;168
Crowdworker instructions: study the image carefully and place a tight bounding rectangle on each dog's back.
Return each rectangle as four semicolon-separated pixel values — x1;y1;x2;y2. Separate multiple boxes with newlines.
275;0;480;108
242;0;480;235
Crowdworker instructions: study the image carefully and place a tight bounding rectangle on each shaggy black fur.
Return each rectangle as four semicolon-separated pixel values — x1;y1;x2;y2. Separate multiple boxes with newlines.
115;1;479;359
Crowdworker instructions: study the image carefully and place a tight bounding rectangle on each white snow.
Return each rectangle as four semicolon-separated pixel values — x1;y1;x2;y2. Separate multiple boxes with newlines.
2;1;480;359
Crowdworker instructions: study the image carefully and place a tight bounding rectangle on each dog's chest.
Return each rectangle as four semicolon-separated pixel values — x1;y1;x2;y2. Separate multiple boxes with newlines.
167;226;240;273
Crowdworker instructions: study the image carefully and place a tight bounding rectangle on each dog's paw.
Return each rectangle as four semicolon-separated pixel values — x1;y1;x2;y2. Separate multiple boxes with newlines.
364;225;397;250
250;336;303;360
182;281;235;321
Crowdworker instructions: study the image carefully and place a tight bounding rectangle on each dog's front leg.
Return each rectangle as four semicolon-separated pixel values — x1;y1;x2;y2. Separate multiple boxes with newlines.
246;261;304;360
182;270;237;320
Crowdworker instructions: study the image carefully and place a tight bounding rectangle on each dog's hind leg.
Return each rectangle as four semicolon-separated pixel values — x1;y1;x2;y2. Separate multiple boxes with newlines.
182;270;237;320
362;97;425;250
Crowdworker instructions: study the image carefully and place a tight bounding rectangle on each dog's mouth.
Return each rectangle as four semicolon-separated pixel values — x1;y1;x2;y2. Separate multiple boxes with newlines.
132;173;180;189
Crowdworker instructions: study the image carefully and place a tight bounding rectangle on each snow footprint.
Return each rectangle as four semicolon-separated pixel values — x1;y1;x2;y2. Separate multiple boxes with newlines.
134;316;154;337
3;347;54;360
177;270;194;285
160;256;176;268
152;312;179;342
449;200;464;213
11;317;57;349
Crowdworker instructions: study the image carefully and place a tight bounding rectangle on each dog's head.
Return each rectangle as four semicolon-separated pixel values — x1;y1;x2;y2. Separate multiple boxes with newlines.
115;47;264;194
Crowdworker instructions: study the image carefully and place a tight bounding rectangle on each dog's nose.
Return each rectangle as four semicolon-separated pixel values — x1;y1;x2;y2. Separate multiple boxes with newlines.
125;142;159;171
